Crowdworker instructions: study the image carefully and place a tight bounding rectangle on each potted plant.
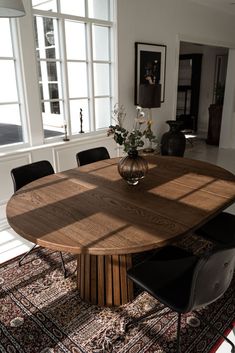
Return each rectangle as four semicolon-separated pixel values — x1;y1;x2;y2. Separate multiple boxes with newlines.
107;104;158;185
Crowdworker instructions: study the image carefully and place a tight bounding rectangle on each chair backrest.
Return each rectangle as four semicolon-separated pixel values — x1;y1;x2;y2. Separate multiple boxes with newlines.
188;247;235;312
76;147;110;166
11;160;55;192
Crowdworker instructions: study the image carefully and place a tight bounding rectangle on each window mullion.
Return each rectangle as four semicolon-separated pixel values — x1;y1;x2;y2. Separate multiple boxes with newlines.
110;10;118;112
0;101;19;105
59;17;71;136
37;17;50;116
109;27;114;119
9;19;27;143
33;8;112;26
87;22;95;131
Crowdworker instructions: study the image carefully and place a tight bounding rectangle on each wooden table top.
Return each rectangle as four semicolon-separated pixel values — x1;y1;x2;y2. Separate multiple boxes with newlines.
6;155;235;255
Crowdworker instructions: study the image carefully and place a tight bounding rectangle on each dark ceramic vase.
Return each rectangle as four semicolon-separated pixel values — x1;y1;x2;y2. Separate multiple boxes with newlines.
160;120;186;157
118;149;148;185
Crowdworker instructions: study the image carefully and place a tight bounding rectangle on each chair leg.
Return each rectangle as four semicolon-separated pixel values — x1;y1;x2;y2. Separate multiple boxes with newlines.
176;313;181;353
19;244;37;266
59;251;68;278
196;312;235;353
124;305;170;332
19;247;68;279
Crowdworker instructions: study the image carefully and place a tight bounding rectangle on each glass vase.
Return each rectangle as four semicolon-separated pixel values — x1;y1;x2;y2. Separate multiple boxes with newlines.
118;149;148;185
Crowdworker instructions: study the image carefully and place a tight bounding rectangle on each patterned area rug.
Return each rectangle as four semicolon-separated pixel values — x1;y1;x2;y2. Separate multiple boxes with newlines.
0;235;234;353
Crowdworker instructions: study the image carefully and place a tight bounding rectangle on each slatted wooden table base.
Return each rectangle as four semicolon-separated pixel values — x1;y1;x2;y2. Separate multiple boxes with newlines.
77;254;133;306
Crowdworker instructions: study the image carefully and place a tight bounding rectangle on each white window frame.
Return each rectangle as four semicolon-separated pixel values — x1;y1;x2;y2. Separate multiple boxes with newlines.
32;0;116;142
0;18;29;152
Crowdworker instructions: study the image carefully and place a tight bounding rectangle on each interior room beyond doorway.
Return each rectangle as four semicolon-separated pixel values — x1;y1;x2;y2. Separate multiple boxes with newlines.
176;41;228;146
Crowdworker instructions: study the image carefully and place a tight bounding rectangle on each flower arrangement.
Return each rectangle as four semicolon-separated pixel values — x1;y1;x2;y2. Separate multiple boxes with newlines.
107;104;158;153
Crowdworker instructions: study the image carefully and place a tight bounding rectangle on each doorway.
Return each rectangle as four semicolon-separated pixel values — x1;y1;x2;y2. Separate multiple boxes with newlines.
176;41;228;145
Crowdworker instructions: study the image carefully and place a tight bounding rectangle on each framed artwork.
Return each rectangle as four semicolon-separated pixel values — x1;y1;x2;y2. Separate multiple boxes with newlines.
135;42;166;105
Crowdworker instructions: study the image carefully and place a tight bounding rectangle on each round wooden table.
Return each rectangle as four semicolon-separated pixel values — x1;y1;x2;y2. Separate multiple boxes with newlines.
6;155;235;306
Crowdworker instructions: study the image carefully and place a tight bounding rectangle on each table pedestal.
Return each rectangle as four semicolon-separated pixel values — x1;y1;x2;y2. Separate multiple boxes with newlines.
77;254;134;307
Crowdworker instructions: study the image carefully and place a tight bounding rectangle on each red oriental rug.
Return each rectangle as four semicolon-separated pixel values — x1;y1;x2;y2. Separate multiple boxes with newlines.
0;235;234;353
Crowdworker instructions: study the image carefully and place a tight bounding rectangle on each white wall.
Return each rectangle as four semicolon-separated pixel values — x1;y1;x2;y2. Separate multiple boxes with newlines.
117;0;235;139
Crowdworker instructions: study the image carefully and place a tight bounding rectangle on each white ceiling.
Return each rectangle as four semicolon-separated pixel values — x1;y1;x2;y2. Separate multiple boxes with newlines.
190;0;235;15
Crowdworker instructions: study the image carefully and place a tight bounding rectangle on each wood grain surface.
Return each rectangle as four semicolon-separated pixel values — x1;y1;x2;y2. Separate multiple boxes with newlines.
6;155;235;256
77;253;133;306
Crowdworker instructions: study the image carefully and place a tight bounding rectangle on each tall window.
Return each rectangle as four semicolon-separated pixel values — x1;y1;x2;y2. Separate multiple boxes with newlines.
32;0;114;140
0;19;25;147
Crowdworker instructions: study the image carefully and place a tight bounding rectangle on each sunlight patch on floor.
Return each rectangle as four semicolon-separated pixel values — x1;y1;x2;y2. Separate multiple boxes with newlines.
0;228;34;264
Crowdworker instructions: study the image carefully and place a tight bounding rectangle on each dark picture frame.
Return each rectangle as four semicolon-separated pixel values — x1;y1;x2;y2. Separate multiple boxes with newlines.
135;42;166;105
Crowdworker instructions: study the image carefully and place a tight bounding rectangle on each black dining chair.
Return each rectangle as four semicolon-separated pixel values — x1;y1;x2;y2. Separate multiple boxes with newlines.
196;212;235;248
127;245;235;353
76;147;110;166
10;160;68;278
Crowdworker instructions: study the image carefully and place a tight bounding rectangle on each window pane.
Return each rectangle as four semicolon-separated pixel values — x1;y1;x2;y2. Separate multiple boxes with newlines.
0;105;23;146
39;61;62;100
65;21;86;60
44;18;55;46
47;62;58;81
38;61;58;81
0;61;18;103
38;62;42;81
60;0;85;17
32;0;57;11
36;48;56;60
39;84;44;100
35;17;59;60
94;64;110;96
42;100;64;138
70;99;90;134
50;101;60;114
93;26;109;61
0;19;13;57
88;0;109;20
95;98;110;129
46;48;56;59
49;84;59;99
67;62;88;98
32;0;114;139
